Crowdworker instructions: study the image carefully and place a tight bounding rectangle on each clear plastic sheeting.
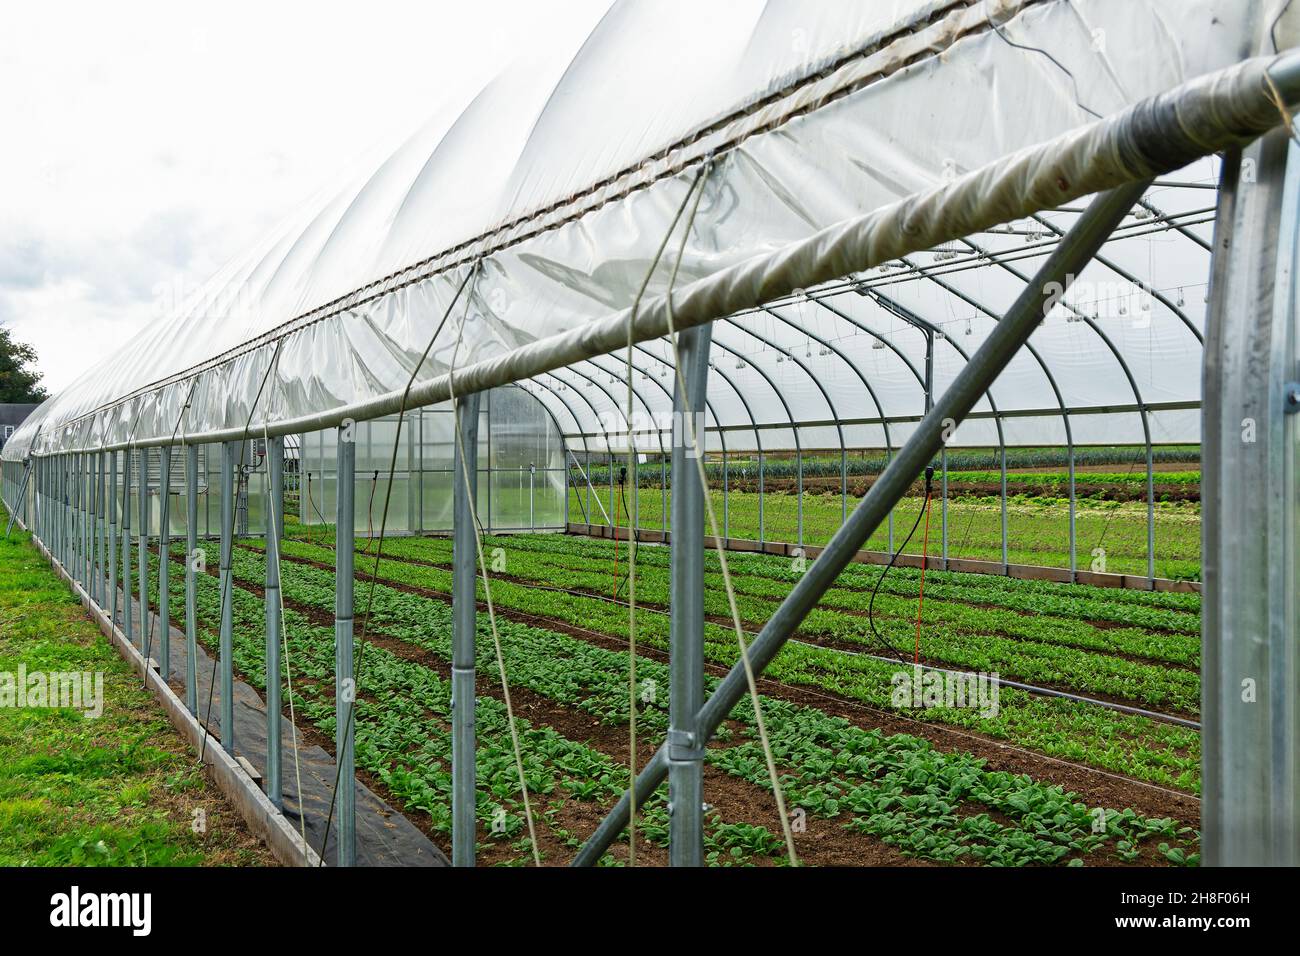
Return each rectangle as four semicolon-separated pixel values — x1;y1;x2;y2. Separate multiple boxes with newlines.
298;386;567;534
1;0;1282;464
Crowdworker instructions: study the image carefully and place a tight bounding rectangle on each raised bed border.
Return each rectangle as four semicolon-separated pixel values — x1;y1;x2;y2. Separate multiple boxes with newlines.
565;522;1201;595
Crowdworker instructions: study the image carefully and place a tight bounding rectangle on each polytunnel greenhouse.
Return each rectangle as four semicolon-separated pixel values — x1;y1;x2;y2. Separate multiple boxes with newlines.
3;0;1299;877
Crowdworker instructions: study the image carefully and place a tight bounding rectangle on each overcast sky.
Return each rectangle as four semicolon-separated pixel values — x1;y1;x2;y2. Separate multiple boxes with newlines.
0;0;612;393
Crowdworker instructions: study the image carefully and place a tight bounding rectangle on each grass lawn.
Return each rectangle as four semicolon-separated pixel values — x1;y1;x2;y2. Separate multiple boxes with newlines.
0;511;275;867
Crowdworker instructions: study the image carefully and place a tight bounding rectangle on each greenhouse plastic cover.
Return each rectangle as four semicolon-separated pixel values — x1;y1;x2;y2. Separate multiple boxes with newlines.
4;0;1283;462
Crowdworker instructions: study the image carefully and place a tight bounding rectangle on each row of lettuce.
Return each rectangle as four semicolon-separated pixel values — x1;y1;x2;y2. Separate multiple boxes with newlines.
137;542;1198;866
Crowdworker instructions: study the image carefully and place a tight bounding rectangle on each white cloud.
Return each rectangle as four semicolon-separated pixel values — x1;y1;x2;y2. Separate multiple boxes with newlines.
0;0;613;391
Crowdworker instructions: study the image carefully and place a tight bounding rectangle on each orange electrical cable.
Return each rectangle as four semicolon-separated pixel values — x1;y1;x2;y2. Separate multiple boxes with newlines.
914;490;933;665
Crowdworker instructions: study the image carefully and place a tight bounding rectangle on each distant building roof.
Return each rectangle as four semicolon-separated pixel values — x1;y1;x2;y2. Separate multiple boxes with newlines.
0;404;39;450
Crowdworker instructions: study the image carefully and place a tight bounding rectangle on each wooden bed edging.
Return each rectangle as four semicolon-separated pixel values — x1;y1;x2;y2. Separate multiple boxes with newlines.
564;522;1200;594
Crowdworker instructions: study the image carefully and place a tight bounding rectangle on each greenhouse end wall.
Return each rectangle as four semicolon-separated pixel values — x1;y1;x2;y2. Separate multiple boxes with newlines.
298;385;567;535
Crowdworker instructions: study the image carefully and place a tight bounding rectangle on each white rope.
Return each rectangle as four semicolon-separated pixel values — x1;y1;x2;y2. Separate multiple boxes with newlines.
619;171;717;865
661;164;800;865
259;356;312;862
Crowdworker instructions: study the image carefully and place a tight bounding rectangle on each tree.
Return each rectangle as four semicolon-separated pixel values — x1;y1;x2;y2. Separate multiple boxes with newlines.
0;327;48;403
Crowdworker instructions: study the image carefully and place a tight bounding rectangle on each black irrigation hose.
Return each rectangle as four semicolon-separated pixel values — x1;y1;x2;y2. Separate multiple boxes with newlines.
614;477;634;599
867;466;934;664
303;473;335;551
360;470;379;554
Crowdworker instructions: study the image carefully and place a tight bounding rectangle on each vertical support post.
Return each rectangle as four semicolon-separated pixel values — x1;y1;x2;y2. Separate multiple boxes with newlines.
334;423;356;867
1000;443;1009;571
1202;133;1300;865
1067;443;1077;581
841;445;848;528
88;453;97;605
101;451;109;602
940;449;948;569
62;454;69;567
668;324;711;866
139;447;150;661
185;444;198;715
723;452;729;542
64;453;72;573
265;436;284;809
888;447;895;554
452;393;481;867
416;415;426;533
758;452;765;546
65;455;73;574
75;453;84;583
53;455;59;564
796;444;804;549
109;451;118;629
68;454;75;570
407;420;417;535
219;441;236;754
82;453;91;587
52;456;57;562
96;452;105;606
65;453;73;571
56;454;64;567
1145;434;1155;585
122;450;133;645
924;330;935;566
69;453;77;578
159;449;171;679
661;458;667;533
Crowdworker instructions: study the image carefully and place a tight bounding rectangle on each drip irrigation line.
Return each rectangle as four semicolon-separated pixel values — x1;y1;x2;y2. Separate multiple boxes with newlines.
360;470;379;554
614;478;634;599
914;490;934;665
868;468;933;665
